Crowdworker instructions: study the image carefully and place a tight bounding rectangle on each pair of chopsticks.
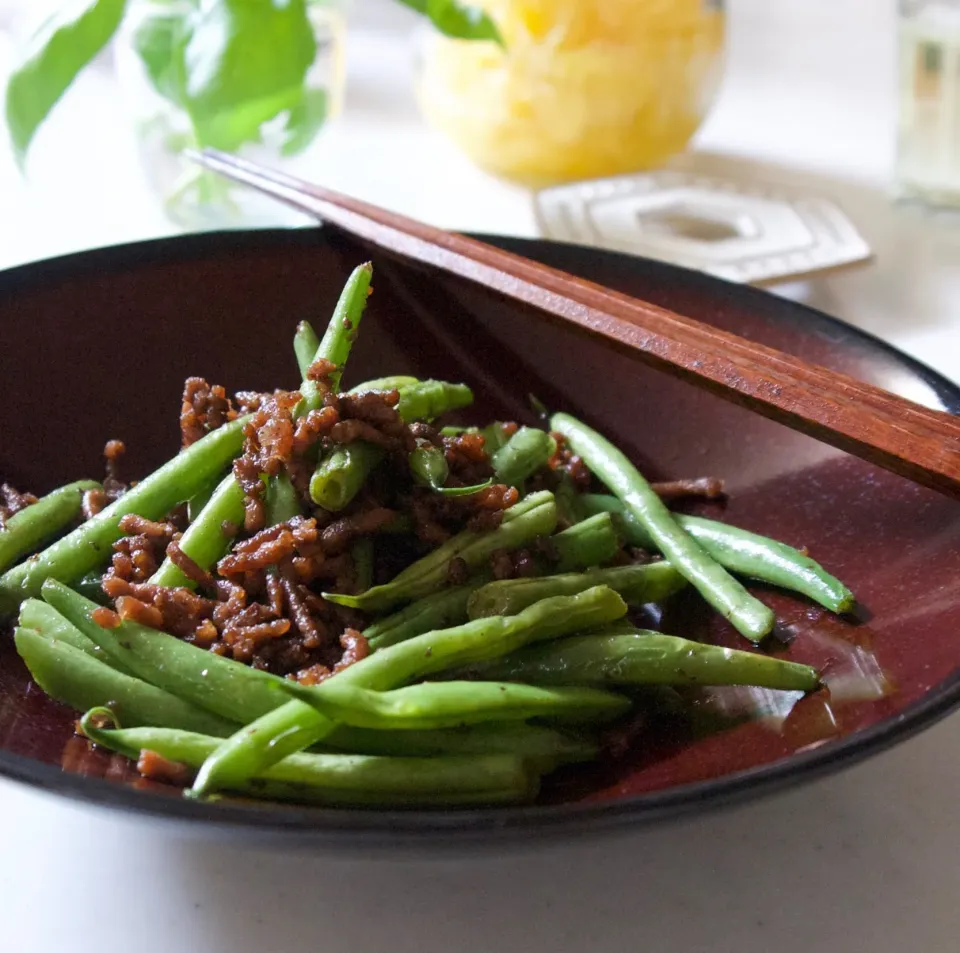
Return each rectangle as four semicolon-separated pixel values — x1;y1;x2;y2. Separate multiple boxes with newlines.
190;149;960;500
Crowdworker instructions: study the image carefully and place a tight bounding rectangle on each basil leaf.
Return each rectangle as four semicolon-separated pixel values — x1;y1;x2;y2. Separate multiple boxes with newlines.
280;86;327;157
132;8;191;107
4;0;129;167
395;0;503;45
183;0;317;151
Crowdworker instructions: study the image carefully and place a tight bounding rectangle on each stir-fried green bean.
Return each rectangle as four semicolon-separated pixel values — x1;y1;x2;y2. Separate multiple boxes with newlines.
580;494;856;614
549;512;620;572
15;630;234;735
491;427;557;488
409;444;492;497
81;710;536;807
0;418;247;618
310;443;384;511
351;537;374;593
551;413;776;643
325;490;558;613
0;480;100;574
468;561;686;619
281;678;631;730
298;263;373;413
461;625;821;692
363;584;481;651
150;473;248;589
293;319;321;380
189;586;627;796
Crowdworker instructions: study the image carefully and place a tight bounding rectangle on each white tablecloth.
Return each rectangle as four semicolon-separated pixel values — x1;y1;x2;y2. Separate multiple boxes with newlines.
2;2;960;951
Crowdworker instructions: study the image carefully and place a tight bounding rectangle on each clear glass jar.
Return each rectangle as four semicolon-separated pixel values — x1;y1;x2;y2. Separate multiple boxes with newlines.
416;0;726;188
897;0;960;207
114;0;347;230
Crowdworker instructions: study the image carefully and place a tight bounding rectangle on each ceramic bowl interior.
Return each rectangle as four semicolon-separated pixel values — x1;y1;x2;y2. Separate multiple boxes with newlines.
1;228;959;846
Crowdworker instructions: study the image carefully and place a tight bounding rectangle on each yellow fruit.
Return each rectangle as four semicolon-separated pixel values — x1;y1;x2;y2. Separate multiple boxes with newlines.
417;0;725;186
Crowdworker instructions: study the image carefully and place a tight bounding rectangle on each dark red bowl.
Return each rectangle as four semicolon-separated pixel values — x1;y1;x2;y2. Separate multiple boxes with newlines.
2;228;958;847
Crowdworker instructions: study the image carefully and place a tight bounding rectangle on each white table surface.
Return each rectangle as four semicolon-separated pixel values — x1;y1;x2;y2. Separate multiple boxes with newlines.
3;2;960;951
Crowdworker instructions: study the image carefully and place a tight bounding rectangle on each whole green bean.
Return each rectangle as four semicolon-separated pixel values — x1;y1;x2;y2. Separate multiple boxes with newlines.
310;442;385;511
461;626;821;692
363;583;481;650
580;494;856;614
186;480;218;524
550;512;620;572
15;630;234;735
150;473;248;589
322;722;597;766
554;473;585;528
324;490;558;613
298;263;373;412
0;417;247;617
468;561;686;619
551;413;775;642
19;598;135;675
281;679;631;730
190;585;627;795
349;376;420;394
81;711;536;807
394;380;473;422
42;580;287;725
479;422;514;454
491;427;557;487
293;319;321;379
0;480;101;574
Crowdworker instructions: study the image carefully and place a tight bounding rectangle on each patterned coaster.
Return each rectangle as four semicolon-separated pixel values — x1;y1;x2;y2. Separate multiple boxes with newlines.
534;162;873;286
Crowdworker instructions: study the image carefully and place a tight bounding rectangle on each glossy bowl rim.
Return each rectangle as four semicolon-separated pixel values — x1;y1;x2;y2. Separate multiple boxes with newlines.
1;228;958;848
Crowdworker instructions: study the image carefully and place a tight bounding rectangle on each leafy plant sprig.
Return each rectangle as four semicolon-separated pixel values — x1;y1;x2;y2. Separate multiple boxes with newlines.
4;0;503;169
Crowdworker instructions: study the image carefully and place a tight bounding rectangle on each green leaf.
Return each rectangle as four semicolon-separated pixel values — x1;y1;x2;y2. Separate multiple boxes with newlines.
132;8;192;108
395;0;504;45
183;0;317;152
280;86;328;156
4;0;130;168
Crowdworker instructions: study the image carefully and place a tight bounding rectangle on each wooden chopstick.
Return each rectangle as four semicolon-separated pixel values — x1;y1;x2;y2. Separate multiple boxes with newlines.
189;148;960;500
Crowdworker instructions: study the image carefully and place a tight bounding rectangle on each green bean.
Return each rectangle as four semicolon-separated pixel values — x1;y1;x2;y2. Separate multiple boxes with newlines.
322;722;597;766
349;376;420;394
468;561;686;619
80;711;535;807
0;480;101;574
324;490;558;612
554;473;585;528
73;571;108;605
281;679;631;730
409;444;492;497
580;494;856;614
42;580;286;724
298;263;373;412
491;427;557;487
14;630;234;735
310;442;385;511
550;512;620;572
265;472;301;525
395;380;473;422
351;537;374;593
479;422;514;454
363;584;480;650
190;585;627;795
462;626;821;692
551;413;775;643
186;480;218;524
19;598;135;675
150;473;248;589
293;319;321;379
0;418;247;618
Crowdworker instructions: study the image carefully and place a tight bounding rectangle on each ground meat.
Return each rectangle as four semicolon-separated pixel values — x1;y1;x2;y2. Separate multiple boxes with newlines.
180;378;236;448
137;749;193;787
0;483;38;528
547;432;592;489
650;477;726;501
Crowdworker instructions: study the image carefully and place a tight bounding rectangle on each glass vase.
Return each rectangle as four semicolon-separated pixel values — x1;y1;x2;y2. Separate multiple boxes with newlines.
114;0;348;231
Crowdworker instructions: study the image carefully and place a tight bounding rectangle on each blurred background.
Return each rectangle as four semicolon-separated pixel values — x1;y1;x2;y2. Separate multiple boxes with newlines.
0;0;958;378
